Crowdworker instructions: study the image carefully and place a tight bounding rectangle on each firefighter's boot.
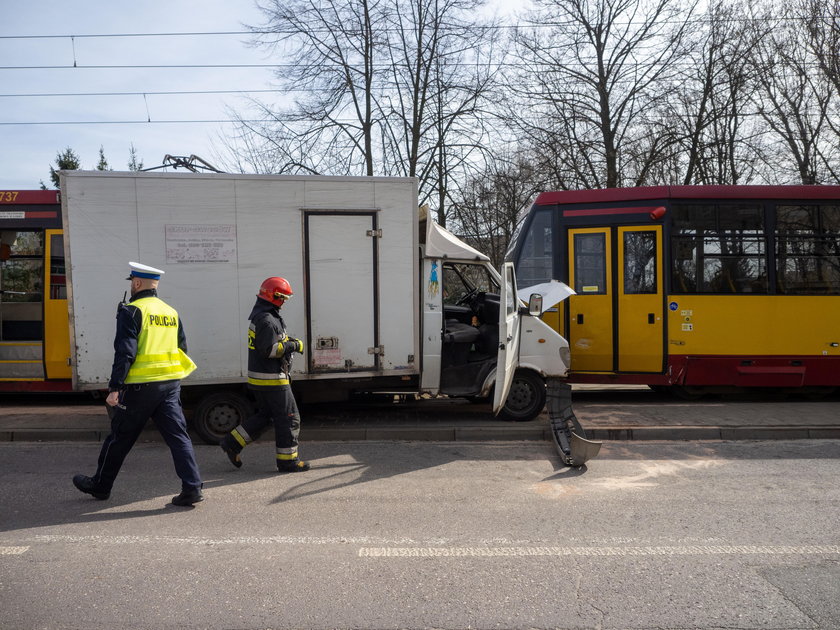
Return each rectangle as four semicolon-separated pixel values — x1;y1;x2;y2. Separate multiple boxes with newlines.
219;436;243;469
277;458;310;473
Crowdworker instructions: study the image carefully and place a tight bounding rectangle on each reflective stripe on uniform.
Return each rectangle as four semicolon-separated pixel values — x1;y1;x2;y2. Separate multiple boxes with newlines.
128;352;183;377
247;370;288;386
276;451;299;460
231;426;250;447
248;377;290;386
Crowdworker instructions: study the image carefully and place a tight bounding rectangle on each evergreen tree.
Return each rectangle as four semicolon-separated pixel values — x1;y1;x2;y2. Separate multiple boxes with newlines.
96;146;111;171
43;147;81;189
127;143;144;171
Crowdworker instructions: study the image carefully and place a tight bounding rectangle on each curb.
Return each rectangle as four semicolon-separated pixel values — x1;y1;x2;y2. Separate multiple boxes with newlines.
586;426;840;441
3;425;840;443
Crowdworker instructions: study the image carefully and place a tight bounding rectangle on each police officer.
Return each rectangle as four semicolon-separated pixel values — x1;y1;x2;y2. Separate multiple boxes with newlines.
72;262;204;506
219;277;309;472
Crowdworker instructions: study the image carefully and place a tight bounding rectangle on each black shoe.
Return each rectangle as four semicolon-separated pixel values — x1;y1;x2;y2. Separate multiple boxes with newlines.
72;474;110;500
277;459;310;473
220;440;242;468
171;487;204;506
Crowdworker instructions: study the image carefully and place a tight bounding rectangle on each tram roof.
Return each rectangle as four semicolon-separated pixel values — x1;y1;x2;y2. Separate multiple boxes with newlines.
535;185;840;206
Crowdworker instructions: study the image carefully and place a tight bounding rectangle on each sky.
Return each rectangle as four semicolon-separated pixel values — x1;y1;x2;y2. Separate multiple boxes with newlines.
1;0;524;192
0;0;276;190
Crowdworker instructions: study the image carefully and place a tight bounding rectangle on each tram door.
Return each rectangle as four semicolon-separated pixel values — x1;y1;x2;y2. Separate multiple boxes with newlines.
617;226;663;372
568;226;664;373
43;229;71;379
567;228;613;371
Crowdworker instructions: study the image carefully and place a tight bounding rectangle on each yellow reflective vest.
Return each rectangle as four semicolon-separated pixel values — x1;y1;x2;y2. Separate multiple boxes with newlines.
125;297;197;383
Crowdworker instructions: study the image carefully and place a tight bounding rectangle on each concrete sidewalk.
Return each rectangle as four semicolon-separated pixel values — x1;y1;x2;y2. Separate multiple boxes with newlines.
2;384;839;443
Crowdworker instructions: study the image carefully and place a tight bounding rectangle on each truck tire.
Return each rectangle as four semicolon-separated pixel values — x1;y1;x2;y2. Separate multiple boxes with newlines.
499;369;546;422
192;391;253;445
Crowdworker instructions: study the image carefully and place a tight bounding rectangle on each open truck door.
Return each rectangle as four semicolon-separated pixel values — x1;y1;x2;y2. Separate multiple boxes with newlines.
495;263;601;467
492;262;521;415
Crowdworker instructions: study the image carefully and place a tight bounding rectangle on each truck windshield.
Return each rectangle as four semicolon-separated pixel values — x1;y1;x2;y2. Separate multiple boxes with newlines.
441;262;500;306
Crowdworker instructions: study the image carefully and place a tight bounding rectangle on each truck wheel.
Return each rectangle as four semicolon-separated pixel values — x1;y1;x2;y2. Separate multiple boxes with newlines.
192;392;252;445
499;369;546;422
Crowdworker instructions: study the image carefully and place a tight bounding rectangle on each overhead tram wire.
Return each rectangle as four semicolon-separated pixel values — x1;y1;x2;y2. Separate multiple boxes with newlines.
1;10;837;39
0;119;280;125
1;59;832;71
0;89;287;98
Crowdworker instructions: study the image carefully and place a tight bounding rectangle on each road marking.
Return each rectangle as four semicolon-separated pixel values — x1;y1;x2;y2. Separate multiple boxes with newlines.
25;536;840;560
358;545;840;558
0;546;29;555
32;534;422;546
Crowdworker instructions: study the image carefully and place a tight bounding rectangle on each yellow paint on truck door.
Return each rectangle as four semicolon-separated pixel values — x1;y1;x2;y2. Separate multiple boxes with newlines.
617;226;664;372
568;228;613;371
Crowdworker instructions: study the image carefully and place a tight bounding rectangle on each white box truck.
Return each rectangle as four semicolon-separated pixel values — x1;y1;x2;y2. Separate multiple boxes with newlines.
60;171;599;466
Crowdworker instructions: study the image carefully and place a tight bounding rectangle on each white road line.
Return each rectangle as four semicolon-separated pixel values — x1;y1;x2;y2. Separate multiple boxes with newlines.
358;545;840;558
23;537;840;560
32;534;422;546
0;546;29;555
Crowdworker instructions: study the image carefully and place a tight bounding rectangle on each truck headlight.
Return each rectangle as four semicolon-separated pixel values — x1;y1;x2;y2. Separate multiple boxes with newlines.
560;346;571;367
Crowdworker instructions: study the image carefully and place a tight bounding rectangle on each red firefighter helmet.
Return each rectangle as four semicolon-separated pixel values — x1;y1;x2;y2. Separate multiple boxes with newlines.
258;277;293;306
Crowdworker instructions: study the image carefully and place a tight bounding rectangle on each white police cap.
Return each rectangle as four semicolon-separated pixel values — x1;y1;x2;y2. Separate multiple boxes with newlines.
127;261;165;280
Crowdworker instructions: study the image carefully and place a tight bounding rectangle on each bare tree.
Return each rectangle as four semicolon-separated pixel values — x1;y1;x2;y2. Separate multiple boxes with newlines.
655;0;766;185
751;3;836;184
234;0;384;176
449;152;543;268
803;0;840;94
802;0;840;181
507;0;697;190
377;0;500;223
224;0;499;222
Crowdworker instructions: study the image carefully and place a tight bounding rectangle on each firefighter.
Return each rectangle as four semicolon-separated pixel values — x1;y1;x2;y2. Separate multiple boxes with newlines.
72;262;204;506
219;276;309;472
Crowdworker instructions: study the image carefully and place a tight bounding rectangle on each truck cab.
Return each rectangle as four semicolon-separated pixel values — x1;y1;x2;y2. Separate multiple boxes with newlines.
420;220;572;421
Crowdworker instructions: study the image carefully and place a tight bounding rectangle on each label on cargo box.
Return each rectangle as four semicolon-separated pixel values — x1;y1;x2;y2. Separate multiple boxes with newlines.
314;347;342;367
165;224;237;263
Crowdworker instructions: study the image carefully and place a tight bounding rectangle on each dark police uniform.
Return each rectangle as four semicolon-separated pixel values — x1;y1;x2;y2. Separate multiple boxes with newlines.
221;297;307;470
75;285;202;500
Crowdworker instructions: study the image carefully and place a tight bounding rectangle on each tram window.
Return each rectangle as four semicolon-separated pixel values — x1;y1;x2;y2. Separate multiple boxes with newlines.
0;231;44;303
822;205;840;234
573;233;606;294
671;203;767;294
624;231;656;294
49;233;67;300
516;208;553;286
776;205;840;294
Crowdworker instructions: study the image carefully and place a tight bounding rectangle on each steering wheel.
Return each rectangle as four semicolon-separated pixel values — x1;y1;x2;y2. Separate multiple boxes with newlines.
455;287;479;306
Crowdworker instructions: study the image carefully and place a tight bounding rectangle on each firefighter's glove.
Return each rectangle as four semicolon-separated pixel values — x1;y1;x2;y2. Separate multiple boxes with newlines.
284;338;304;355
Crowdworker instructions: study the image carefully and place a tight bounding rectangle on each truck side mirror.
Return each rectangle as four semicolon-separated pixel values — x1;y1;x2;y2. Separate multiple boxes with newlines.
528;293;543;316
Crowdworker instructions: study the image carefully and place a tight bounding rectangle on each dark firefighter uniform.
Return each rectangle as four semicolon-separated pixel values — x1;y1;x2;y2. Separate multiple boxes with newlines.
220;296;308;472
72;262;202;504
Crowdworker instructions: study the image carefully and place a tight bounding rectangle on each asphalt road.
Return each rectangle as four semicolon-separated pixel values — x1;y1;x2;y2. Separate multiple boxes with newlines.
2;439;839;629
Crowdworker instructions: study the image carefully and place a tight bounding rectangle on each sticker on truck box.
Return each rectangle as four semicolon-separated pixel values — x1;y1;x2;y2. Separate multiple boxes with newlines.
165;224;237;263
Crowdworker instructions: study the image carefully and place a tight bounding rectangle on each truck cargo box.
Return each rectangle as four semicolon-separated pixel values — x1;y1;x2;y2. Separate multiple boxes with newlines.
61;171;419;390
